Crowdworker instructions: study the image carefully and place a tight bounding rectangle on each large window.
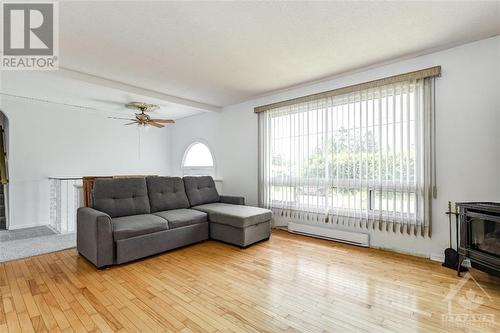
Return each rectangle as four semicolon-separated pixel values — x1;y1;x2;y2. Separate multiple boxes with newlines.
258;78;435;235
182;142;215;177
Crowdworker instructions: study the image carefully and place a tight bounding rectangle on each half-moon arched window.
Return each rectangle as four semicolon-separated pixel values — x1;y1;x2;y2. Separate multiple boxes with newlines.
182;142;215;177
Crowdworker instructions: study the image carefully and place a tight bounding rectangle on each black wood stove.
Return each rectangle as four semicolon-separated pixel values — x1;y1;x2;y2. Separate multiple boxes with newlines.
457;202;500;277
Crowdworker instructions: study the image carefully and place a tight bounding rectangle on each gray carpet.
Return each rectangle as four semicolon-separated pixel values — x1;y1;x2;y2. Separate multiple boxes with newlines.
0;225;57;241
0;226;76;262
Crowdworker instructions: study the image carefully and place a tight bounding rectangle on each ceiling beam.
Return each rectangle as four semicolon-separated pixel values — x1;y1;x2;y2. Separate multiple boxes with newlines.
55;67;222;113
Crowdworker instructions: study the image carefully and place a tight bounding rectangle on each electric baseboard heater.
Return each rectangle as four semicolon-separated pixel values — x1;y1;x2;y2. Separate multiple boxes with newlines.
288;222;370;247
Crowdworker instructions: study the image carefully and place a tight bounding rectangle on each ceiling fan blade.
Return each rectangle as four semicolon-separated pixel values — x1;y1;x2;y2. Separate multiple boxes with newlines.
149;119;175;123
148;122;165;128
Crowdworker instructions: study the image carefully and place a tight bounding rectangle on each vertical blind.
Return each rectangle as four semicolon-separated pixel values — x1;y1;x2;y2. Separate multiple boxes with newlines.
258;78;435;236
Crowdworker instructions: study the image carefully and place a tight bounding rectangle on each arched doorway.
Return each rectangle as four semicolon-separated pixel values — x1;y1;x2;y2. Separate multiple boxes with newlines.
0;111;9;229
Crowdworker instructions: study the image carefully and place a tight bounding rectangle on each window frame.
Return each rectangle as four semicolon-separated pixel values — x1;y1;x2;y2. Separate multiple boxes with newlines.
264;83;422;219
181;140;216;177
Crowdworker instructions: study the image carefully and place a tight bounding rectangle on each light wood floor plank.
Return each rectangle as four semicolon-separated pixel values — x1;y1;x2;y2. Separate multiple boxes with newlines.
1;230;500;332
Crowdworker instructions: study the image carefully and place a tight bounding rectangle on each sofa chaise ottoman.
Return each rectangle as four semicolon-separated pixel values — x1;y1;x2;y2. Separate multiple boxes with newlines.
184;176;272;248
77;175;273;268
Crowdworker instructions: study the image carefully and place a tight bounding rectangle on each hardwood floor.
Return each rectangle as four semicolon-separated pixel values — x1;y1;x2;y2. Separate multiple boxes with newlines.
0;230;499;333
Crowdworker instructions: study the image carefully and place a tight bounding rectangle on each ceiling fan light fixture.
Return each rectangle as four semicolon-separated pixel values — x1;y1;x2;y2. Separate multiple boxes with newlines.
138;123;150;132
108;101;175;129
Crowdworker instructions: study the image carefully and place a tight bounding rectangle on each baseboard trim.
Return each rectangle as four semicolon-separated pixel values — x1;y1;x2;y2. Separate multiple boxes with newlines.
6;223;48;230
430;253;445;263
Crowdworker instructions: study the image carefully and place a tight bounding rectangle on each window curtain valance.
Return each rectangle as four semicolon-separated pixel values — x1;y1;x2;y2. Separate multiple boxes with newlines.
255;66;440;113
258;70;438;237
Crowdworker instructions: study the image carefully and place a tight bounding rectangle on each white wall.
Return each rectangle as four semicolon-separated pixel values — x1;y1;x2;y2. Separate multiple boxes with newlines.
0;97;171;229
170;36;500;258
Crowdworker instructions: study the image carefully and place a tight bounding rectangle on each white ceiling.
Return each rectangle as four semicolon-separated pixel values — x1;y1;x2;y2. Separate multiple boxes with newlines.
58;1;500;107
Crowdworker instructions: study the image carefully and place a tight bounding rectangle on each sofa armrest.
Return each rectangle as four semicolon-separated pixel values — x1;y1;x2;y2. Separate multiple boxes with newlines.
77;207;114;268
219;195;245;205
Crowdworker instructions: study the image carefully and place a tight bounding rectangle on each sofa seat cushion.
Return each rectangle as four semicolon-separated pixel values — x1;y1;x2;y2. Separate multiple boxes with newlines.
192;203;272;228
154;209;208;229
112;214;169;241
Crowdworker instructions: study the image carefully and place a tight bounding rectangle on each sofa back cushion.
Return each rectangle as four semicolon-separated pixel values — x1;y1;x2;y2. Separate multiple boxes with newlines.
92;178;151;218
146;176;190;212
183;176;220;206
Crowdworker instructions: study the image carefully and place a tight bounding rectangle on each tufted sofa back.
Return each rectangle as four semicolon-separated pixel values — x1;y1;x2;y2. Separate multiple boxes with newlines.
183;176;220;207
91;176;221;217
92;178;151;218
146;176;190;212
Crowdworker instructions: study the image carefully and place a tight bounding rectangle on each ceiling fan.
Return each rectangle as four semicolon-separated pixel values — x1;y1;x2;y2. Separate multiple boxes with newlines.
109;102;175;128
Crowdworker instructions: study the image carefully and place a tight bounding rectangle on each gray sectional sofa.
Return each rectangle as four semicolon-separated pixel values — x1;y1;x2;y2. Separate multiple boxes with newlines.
77;176;272;268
